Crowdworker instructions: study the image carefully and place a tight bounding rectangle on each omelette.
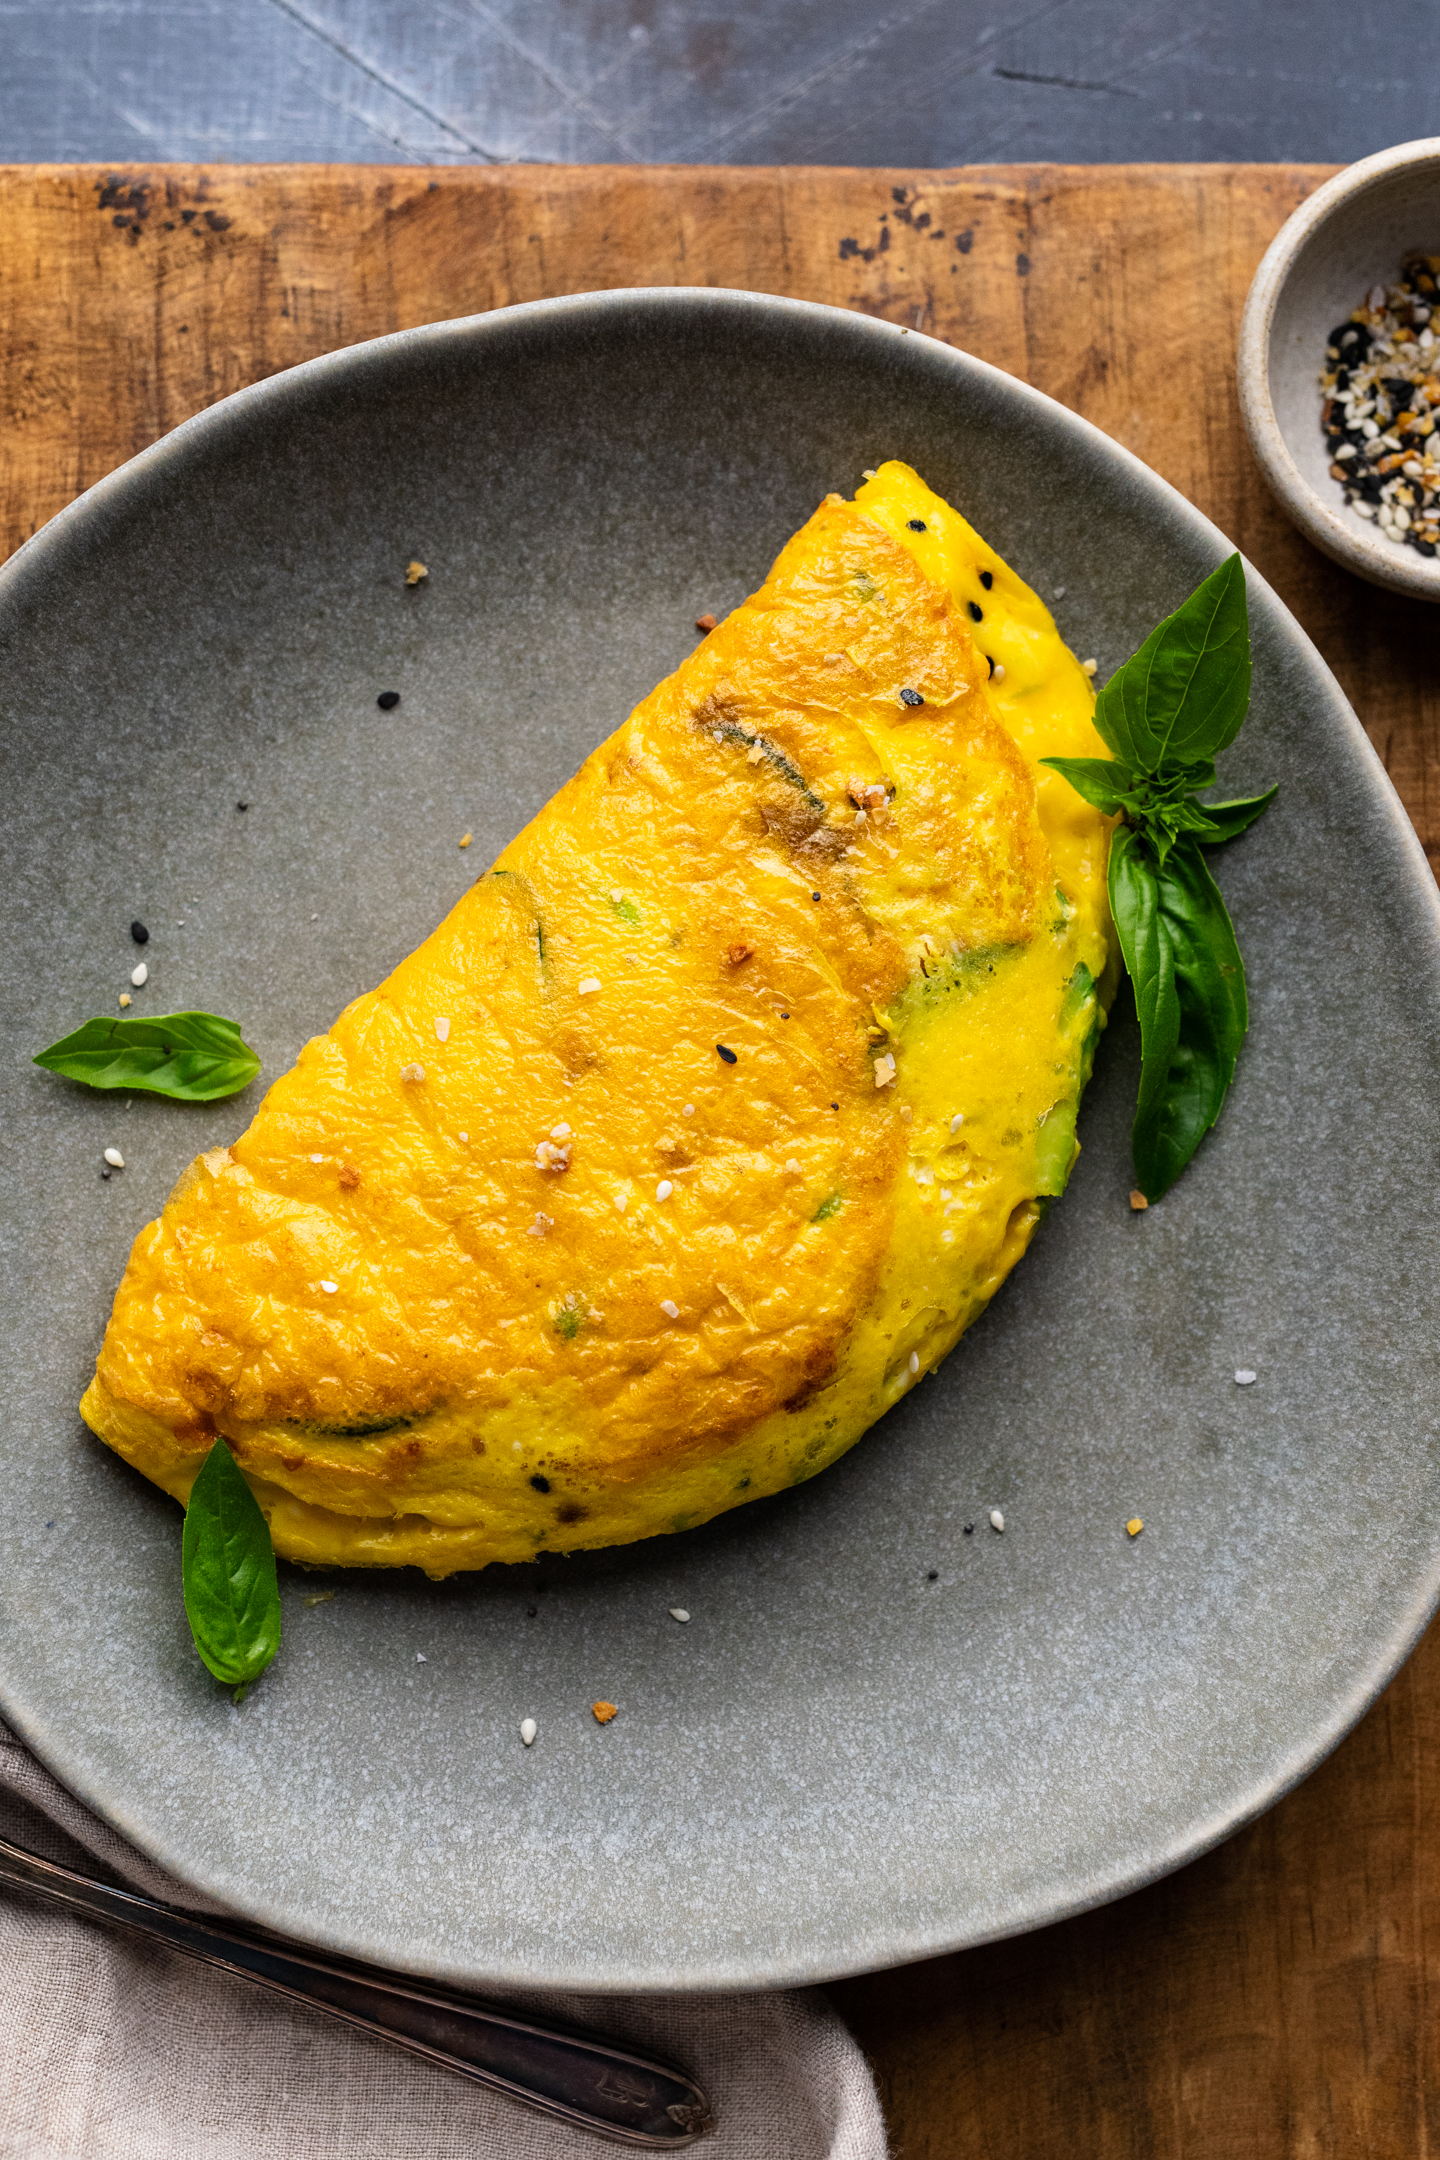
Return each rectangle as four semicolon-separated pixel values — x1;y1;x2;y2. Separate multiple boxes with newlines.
82;463;1115;1577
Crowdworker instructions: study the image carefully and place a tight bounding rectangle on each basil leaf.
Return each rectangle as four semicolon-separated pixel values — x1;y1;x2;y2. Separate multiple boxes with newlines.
181;1440;282;1694
1110;828;1249;1201
1038;756;1130;812
34;1010;261;1101
1186;786;1278;845
1094;554;1252;776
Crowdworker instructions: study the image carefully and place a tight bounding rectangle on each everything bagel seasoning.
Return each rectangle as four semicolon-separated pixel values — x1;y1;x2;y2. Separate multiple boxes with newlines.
1318;252;1440;558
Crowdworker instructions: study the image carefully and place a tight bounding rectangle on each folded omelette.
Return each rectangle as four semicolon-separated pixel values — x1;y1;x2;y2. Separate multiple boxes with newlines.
82;463;1115;1576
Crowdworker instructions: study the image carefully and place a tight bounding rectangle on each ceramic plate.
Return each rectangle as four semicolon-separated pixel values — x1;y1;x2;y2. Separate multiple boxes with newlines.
3;291;1438;1993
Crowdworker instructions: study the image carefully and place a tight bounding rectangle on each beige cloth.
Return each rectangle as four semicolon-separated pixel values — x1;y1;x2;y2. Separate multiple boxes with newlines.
0;1725;886;2159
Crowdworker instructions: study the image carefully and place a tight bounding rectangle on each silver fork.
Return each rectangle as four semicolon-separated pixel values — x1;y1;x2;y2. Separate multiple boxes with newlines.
0;1831;711;2147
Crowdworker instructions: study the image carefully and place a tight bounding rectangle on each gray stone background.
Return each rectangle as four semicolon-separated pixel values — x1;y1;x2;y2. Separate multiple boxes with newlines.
2;0;1438;167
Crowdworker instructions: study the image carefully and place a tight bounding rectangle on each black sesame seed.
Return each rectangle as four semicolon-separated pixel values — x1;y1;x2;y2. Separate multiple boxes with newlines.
906;518;927;532
811;891;822;902
100;1167;111;1181
376;690;401;712
979;569;993;589
780;1011;790;1019
526;1605;538;1617
926;1569;939;1581
963;1522;974;1535
830;1101;839;1110
968;600;984;623
529;1474;551;1493
130;920;149;944
899;686;924;708
236;802;248;811
716;1043;737;1064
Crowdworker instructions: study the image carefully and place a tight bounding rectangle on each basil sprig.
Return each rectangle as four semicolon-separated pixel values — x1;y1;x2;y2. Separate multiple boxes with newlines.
1043;555;1276;1202
34;1010;260;1102
182;1440;282;1702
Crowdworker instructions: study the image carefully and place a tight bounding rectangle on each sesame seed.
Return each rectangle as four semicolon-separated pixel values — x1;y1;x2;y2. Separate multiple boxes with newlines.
660;1299;679;1319
949;1112;963;1133
319;1279;338;1293
1081;658;1098;677
908;1351;920;1375
656;1179;673;1200
785;1158;801;1174
103;1147;124;1168
1126;1517;1144;1538
716;1043;737;1064
577;977;602;995
309;1152;323;1163
712;728;724;744
416;1652;427;1663
130;920;149;944
458;1130;468;1142
992;664;1006;682
434;1017;450;1042
118;993;131;1008
400;1062;425;1084
1053;584;1067;598
669;1607;690;1622
979;570;994;589
968;600;984;623
520;1717;537;1746
989;1508;1005;1532
377;691;400;711
130;962;148;987
1235;1368;1257;1385
615;1193;628;1212
550;1123;572;1141
899;686;924;708
682;1103;695;1117
906;518;927;531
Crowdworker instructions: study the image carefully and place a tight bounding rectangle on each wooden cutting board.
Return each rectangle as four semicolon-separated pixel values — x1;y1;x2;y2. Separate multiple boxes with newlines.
3;163;1437;2159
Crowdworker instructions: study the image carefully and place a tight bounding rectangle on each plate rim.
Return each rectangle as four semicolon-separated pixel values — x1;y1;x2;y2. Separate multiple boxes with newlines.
4;284;1440;1993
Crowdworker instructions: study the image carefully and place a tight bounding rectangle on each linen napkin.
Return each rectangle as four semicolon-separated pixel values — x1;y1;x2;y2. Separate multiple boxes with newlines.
0;1723;886;2160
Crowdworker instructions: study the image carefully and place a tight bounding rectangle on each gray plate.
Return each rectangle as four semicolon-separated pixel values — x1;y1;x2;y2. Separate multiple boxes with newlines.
2;290;1438;1995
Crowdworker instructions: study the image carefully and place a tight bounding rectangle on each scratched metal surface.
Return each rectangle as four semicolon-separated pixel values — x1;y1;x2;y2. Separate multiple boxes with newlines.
3;0;1439;167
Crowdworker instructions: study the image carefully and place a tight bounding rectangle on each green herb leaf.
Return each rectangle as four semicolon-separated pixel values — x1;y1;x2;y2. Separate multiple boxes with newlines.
1110;828;1249;1202
1038;757;1131;813
1093;554;1252;776
33;1011;261;1102
1184;786;1279;845
181;1440;282;1693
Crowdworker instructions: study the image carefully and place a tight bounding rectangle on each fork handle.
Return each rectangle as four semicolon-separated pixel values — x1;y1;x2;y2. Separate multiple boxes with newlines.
0;1831;710;2147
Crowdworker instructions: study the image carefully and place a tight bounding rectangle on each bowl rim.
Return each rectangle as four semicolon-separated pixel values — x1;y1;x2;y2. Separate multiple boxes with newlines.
1237;135;1440;604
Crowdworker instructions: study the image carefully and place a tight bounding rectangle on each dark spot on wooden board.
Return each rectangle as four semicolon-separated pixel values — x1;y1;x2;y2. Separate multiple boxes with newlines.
1016;252;1031;276
956;228;974;254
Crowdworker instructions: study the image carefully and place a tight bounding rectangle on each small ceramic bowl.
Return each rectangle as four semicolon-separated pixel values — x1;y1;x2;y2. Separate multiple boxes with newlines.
1238;137;1440;602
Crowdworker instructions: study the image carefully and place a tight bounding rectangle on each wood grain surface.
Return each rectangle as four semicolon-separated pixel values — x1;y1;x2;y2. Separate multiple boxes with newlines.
3;163;1437;2158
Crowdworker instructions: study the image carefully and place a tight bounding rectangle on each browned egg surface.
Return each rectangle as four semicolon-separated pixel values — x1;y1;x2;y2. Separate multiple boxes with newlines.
82;464;1113;1575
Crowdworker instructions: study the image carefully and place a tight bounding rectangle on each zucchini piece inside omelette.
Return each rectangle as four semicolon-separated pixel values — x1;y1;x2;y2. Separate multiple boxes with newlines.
81;463;1116;1578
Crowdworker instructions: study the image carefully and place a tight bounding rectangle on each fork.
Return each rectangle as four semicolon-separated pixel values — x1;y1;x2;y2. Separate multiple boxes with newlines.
0;1830;711;2147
